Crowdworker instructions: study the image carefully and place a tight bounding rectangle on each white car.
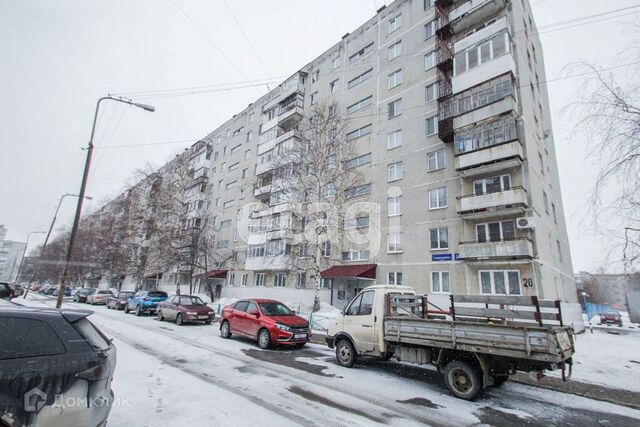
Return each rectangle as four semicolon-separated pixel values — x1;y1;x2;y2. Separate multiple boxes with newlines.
86;290;113;305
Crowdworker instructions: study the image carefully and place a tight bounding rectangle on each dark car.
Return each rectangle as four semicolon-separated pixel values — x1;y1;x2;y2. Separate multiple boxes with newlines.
107;291;134;310
0;282;15;300
220;299;310;349
0;305;117;427
600;310;623;326
10;284;24;297
157;295;215;325
125;290;168;316
73;288;95;303
42;287;57;296
52;286;71;297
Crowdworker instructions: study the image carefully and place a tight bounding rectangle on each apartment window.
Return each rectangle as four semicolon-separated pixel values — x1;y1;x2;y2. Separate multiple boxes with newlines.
345;215;370;229
426;116;438;136
347;95;373;114
349;42;374;63
432;271;451;293
310;91;319;105
387;161;404;182
387;129;403;150
388;272;403;285
476;220;515;242
427;149;445;172
244;149;251;160
473;175;511;195
556;240;563;263
232;127;243;137
346;152;372;169
538;152;545;175
274;273;287;288
388;69;402;89
346;124;373;141
342;250;370;261
230;144;241;154
425;20;437;39
295;272;306;289
321;240;331;257
255;273;266;287
324;183;336;198
218;179;224;189
311;70;319;83
455;115;517;153
388;14;401;34
388;195;402;216
424;83;437;104
388;41;402;61
455;32;509;76
248;112;254;122
220;219;232;228
388;98;402;118
424;50;437;70
239;273;248;287
552;203;558;224
345;183;371;199
480;270;521;295
226;181;237;190
428;187;447;209
430;227;448;250
347;68;373;89
223;146;227;156
388;232;403;253
246;131;253;142
543;191;549;214
228;273;236;286
332;56;340;70
223;200;234;209
228;162;239;172
330;79;338;94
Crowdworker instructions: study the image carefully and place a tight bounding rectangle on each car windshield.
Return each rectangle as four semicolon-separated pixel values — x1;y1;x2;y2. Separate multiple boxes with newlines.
258;302;293;316
97;290;112;294
148;292;167;298
119;292;133;298
180;296;205;305
79;289;94;294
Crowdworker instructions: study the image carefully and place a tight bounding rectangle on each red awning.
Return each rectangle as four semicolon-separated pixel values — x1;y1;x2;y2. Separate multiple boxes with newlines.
320;264;377;279
196;269;228;279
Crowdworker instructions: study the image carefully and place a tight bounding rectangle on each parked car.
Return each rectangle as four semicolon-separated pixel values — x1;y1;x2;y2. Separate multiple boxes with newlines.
86;290;113;305
0;305;117;427
600;310;623;326
0;282;15;300
157;295;215;325
220;299;310;349
38;284;51;294
107;291;134;310
42;287;57;296
52;286;71;297
73;288;95;303
125;290;168;316
10;284;24;296
28;283;42;292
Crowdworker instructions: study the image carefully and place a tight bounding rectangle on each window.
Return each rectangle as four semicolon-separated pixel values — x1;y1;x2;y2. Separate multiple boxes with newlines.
228;273;235;286
388;41;402;60
324;183;336;198
427;149;445;172
244;149;251;160
345;215;370;229
388;98;402;118
440;74;513;120
349;42;374;63
342;250;370;261
425;82;438;102
346;152;372;169
0;318;66;359
255;273;266;287
310;91;318;105
311;70;319;83
388;69;402;89
543;191;549;214
232;127;243;136
473;175;511;195
556;240;563;263
296;273;306;288
229;162;239;172
431;271;451;293
388;195;402;216
249;112;255;122
220;219;232;228
346;124;373;141
476;220;516;242
388;232;403;253
388;272;403;285
246;131;253;142
425;51;437;69
321;240;331;257
388;14;401;34
347;68;373;89
425;20;437;39
223;200;234;209
346;291;374;316
454;115;517;153
230;144;241;154
387;161;404;181
430;227;448;250
387;129;403;149
332;56;340;70
454;32;509;76
428;187;447;209
426;116;438;136
234;301;249;311
274;273;287;288
347;95;373;114
330;79;338;94
480;270;521;295
345;183;371;198
552;203;558;224
424;0;435;9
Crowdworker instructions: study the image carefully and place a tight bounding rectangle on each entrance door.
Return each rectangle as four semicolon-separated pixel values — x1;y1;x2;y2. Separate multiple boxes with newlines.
342;290;376;353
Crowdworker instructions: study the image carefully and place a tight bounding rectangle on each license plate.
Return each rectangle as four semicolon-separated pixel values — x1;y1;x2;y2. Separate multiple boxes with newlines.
294;334;307;339
198;315;209;319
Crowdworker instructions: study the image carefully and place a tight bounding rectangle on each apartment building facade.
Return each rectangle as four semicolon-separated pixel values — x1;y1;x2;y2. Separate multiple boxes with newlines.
0;225;26;283
92;0;578;313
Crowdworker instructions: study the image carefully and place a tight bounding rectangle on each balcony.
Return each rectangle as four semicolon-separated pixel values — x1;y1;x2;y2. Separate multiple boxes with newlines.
266;227;296;242
256;158;279;176
455;140;523;177
450;0;507;32
278;94;304;131
245;255;292;271
457;187;528;219
253;183;272;197
458;237;534;260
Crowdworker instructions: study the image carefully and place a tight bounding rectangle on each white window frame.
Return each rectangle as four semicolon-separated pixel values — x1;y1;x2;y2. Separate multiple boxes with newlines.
388;232;403;253
273;273;286;288
427;149;445;172
387;129;403;150
425;50;437;69
429;226;449;250
388;195;402;216
425;20;437;39
426;116;439;136
425;82;438;102
473;174;511;196
241;273;248;287
388;41;402;61
387;161;404;182
475;220;516;242
388;272;403;285
387;69;402;89
388;98;403;118
388;14;402;34
347;95;373;115
431;271;451;294
428;187;447;210
479;270;521;295
255;273;266;287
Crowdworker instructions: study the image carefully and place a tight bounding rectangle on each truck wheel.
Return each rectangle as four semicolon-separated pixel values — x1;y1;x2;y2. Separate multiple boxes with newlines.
443;360;482;400
335;339;356;368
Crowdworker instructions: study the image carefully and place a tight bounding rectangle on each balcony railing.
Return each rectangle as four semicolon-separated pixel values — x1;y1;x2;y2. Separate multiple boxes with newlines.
454;115;517;155
458;237;533;260
455;140;523;176
457;186;528;216
440;73;513;121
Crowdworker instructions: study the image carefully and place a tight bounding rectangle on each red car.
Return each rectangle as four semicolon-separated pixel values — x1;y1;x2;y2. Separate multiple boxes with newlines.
157;295;215;325
600;310;623;326
219;299;310;349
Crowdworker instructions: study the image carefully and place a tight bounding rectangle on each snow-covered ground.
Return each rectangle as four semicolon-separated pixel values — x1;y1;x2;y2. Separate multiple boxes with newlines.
19;294;640;426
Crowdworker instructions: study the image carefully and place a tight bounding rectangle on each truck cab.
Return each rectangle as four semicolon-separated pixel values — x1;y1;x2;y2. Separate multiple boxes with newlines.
326;285;415;358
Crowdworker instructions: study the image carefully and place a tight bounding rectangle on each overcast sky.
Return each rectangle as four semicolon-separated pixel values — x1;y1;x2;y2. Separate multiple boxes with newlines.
1;0;638;273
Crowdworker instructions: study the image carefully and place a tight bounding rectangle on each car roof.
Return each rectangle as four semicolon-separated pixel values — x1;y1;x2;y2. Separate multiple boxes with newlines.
0;305;93;322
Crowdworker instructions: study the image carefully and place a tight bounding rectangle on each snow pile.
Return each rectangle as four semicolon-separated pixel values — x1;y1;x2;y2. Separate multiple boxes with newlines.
284;301;341;333
211;297;238;313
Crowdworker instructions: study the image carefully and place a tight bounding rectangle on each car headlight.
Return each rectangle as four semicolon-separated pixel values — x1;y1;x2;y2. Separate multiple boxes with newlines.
276;323;292;332
186;311;198;315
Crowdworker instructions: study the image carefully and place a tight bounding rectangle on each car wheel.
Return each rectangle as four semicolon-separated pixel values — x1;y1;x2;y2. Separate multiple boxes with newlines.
176;314;183;326
220;321;232;338
443;360;482;401
205;320;212;325
157;310;164;321
124;304;130;314
335;339;356;368
135;305;142;316
257;328;271;349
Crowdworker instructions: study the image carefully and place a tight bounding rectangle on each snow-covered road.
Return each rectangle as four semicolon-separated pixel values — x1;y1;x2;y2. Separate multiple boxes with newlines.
24;295;640;426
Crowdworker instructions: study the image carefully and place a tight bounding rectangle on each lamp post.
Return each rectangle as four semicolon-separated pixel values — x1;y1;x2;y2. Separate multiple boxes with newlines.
23;193;92;299
13;231;46;284
55;96;155;308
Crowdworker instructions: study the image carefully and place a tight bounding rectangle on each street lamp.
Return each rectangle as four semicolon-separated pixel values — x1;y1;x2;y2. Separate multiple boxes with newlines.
23;193;92;299
13;231;46;285
55;96;155;308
